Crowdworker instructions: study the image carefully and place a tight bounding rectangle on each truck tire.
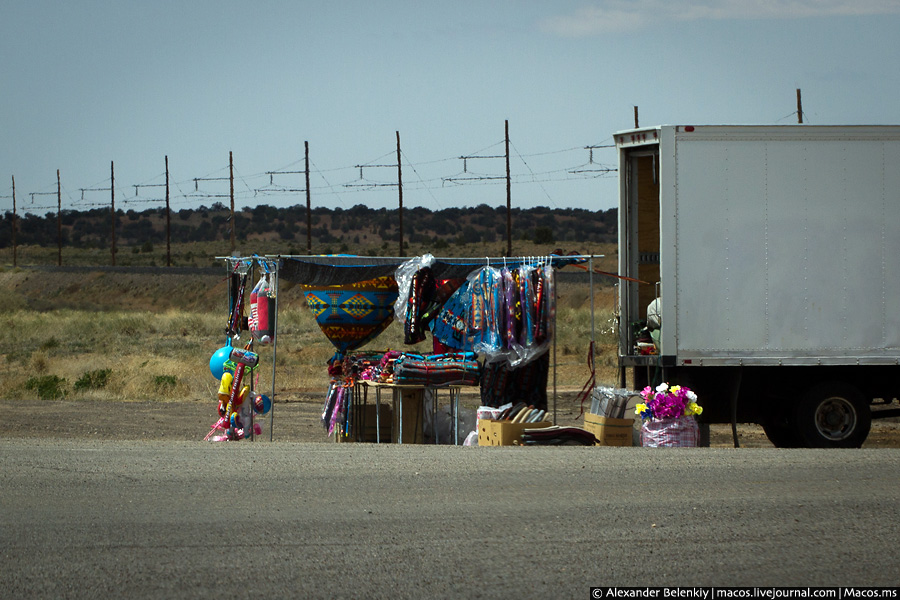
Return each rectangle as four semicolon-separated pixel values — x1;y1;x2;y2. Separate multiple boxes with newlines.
760;396;801;447
761;417;801;448
794;382;871;448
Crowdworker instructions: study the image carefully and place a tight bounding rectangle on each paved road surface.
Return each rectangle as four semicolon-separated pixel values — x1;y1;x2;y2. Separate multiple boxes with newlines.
2;440;898;598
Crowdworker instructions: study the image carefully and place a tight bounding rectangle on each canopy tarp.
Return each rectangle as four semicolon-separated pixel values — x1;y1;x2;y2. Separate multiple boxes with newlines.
277;255;584;286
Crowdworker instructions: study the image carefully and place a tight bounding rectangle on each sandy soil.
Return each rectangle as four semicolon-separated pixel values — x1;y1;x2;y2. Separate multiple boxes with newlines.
4;392;899;448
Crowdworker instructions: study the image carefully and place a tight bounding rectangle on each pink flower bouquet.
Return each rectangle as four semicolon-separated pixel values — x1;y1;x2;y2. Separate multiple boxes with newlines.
635;383;703;447
635;383;702;421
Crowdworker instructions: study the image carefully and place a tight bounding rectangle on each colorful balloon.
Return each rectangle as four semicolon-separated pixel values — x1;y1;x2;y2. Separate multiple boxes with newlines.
209;344;233;379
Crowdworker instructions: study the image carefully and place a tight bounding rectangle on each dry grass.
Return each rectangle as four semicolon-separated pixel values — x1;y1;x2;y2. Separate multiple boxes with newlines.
0;265;621;404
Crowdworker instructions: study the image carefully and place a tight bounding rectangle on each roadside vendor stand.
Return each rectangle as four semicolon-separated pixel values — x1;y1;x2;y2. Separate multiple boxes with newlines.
216;253;604;443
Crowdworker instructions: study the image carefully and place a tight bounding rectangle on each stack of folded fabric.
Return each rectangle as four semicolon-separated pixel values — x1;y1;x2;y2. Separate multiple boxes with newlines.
521;426;599;446
393;352;481;386
373;350;406;383
351;351;386;382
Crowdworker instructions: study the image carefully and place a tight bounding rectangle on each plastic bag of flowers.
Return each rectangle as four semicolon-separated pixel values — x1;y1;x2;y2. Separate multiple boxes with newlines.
635;383;703;447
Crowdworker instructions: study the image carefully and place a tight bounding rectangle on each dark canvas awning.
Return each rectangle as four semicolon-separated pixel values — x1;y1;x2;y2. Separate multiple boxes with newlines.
277;255;586;286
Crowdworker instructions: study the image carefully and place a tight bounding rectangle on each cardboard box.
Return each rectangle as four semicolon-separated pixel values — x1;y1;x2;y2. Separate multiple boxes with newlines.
478;419;553;446
584;413;634;446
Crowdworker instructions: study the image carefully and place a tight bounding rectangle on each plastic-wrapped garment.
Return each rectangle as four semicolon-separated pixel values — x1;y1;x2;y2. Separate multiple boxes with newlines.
500;267;523;355
404;266;436;344
640;416;699;447
321;382;339;432
535;263;554;346
326;385;349;437
469;266;503;357
517;265;536;348
504;263;554;368
393;253;435;322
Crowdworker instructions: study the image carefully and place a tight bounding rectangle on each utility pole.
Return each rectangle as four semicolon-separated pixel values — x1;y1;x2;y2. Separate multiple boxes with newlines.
797;88;803;124
397;131;404;257
165;156;171;267
505;120;511;257
110;161;116;266
261;147;312;253
229;151;235;254
11;176;17;267
305;141;312;253
634;106;639;129
56;170;62;266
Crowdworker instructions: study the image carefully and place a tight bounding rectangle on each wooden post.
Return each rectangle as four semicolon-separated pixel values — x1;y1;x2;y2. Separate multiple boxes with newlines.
110;161;116;266
505;119;511;257
11;175;17;267
396;131;404;257
797;89;803;124
229;151;235;254
165;155;171;267
305;141;311;254
56;169;62;266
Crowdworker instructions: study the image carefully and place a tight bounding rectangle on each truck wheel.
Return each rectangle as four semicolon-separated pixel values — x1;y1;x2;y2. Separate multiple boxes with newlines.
761;418;801;448
794;382;871;448
760;397;801;447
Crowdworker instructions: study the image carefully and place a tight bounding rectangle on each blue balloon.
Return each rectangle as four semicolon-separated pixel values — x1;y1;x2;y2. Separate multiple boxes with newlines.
209;345;233;380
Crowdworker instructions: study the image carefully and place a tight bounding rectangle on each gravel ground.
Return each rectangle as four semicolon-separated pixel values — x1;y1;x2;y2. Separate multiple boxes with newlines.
3;395;899;447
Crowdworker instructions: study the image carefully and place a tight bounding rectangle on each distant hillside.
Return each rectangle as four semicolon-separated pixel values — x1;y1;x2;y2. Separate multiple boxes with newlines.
0;203;618;267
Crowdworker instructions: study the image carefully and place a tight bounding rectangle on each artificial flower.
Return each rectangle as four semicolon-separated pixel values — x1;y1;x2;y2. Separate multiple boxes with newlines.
635;382;702;421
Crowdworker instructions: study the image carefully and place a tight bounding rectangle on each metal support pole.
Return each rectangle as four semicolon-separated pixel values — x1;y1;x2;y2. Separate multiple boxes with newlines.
396;131;404;257
165;156;171;267
110;161;116;266
305;142;312;253
589;255;596;376
270;259;279;441
229;151;235;253
11;176;17;267
552;260;558;425
56;170;62;267
505;120;512;256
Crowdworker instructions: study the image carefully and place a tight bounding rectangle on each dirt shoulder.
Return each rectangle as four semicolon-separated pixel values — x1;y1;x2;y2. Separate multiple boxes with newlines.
4;396;899;448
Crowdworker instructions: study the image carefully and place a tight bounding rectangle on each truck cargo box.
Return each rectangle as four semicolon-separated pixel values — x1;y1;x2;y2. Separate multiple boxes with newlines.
615;125;900;447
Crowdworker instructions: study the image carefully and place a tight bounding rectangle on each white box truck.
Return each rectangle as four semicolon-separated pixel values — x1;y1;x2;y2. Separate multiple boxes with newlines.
615;125;900;447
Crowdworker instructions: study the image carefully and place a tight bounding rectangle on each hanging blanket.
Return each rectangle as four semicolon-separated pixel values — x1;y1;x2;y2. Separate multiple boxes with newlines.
304;276;399;354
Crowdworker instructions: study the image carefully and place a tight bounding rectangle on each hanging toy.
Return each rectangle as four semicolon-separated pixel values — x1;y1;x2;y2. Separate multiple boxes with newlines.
226;271;249;339
230;347;259;368
217;371;234;402
253;274;274;345
249;276;261;333
251;392;272;416
209;343;233;380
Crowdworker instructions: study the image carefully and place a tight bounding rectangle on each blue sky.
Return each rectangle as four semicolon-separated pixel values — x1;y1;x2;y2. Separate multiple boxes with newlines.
3;0;900;217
